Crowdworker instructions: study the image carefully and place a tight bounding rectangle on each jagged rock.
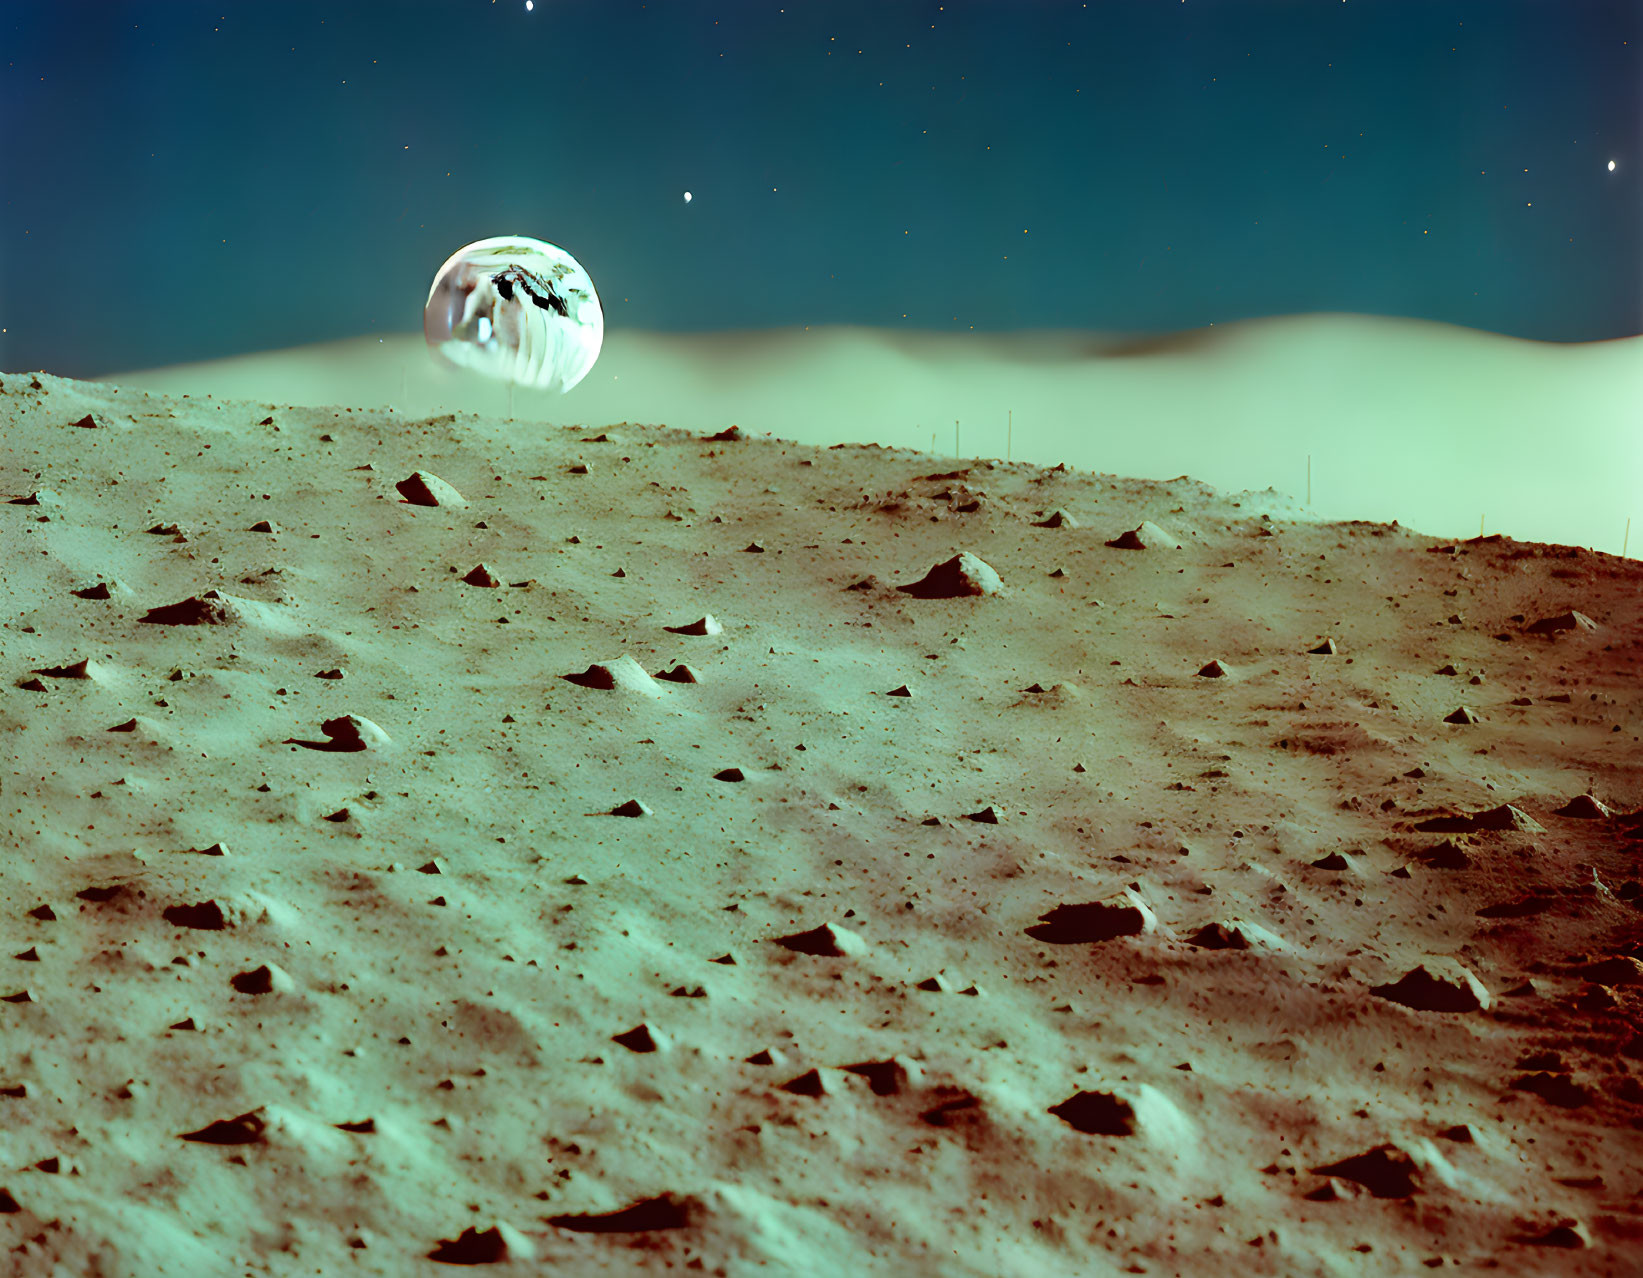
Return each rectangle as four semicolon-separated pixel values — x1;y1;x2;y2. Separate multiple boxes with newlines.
1105;521;1180;550
1027;892;1156;944
780;1069;827;1097
895;551;1003;598
33;659;96;679
139;590;243;625
546;1193;700;1233
428;1222;535;1263
163;900;227;931
1555;794;1614;819
1371;964;1490;1012
562;655;663;695
1511;1072;1592;1108
612;1024;665;1053
1309;1145;1421;1198
1187;922;1249;950
1415;840;1473;870
773;923;865;956
1524;611;1597;636
285;715;390;753
1415;804;1544;834
180;1109;267;1145
842;1057;918;1096
664;615;723;635
1579;956;1643;986
1049;1090;1135;1136
396;471;465;507
8;488;61;506
1515;1220;1590;1249
229;964;293;995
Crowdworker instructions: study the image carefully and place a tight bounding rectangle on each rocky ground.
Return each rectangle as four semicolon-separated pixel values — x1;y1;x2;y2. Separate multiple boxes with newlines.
1;370;1640;1276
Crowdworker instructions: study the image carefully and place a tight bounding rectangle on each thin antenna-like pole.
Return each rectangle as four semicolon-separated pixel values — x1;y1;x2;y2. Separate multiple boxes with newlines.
1624;517;1631;557
1479;513;1485;539
954;419;960;458
1007;409;1013;462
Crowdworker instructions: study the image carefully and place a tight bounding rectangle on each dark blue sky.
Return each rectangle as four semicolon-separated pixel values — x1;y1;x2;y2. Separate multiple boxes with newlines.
2;0;1638;378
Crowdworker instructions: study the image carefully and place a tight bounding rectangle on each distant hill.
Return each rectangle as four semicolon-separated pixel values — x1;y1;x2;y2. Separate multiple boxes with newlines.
101;313;1642;553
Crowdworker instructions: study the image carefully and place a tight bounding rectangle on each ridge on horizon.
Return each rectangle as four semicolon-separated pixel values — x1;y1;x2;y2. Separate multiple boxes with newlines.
95;310;1632;386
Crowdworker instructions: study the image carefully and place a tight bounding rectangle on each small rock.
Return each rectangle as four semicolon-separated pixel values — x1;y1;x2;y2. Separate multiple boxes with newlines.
545;1193;699;1233
1028;893;1156;944
139;591;243;626
229;964;292;995
180;1109;267;1145
1555;793;1614;819
396;471;465;507
1524;611;1598;636
773;923;865;957
1187;922;1249;950
895;551;1003;598
428;1223;535;1263
1049;1089;1136;1136
1310;1145;1421;1198
1371;964;1490;1013
664;615;723;636
612;1024;665;1053
1511;1072;1592;1108
779;1069;827;1097
1105;521;1179;550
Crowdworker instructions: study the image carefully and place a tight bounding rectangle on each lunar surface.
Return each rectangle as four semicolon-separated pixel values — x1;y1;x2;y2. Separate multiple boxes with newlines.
1;365;1640;1275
